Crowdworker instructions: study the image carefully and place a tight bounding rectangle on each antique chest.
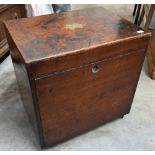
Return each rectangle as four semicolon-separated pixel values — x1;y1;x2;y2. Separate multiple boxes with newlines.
4;7;150;148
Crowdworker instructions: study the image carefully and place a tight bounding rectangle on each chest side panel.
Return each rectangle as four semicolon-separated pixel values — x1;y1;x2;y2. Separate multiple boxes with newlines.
35;49;145;147
5;30;45;147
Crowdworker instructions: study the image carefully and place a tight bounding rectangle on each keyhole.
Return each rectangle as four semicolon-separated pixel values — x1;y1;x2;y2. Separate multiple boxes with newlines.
92;64;100;73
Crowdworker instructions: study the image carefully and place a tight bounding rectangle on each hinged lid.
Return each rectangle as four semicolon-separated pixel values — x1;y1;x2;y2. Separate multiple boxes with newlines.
4;7;150;79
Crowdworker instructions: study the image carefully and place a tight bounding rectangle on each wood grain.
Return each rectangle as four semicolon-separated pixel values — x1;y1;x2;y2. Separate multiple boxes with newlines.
4;7;150;71
35;49;145;147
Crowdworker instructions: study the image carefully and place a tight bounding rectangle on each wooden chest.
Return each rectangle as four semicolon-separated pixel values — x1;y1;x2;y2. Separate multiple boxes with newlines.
4;7;150;148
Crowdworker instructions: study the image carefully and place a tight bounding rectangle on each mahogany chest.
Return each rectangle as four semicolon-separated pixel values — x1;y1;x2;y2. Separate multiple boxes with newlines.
4;7;150;148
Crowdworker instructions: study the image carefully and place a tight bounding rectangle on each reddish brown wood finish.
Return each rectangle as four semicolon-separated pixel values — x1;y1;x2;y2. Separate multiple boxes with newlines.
36;49;145;146
4;7;150;148
4;7;150;78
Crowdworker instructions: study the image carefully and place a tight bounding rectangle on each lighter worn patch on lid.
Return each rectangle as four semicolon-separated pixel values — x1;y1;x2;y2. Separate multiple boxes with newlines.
63;23;85;30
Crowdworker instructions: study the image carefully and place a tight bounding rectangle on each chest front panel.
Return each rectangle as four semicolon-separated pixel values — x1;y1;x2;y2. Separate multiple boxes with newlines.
35;49;145;146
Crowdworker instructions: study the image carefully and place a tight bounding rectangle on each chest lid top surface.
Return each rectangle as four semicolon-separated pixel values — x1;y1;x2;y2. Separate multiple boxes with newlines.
5;7;150;78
